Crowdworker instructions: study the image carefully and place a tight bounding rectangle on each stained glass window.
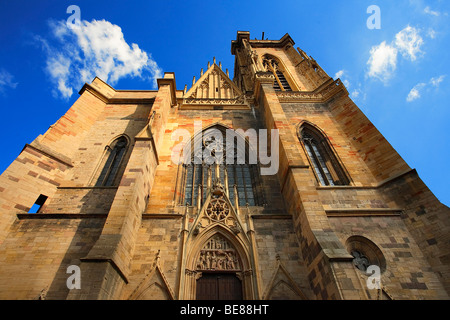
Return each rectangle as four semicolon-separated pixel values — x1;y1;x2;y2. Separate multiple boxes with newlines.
183;128;259;207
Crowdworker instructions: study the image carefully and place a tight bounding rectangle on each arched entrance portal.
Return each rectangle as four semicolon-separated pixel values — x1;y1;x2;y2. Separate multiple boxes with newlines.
195;234;243;300
183;229;255;300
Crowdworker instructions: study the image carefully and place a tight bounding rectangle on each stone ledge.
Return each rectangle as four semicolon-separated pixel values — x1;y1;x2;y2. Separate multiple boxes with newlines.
179;103;250;110
79;257;128;284
276;78;347;103
79;81;158;105
142;213;184;219
316;168;416;191
24;143;73;168
325;208;402;217
16;213;108;219
56;186;119;190
251;214;292;219
107;97;155;105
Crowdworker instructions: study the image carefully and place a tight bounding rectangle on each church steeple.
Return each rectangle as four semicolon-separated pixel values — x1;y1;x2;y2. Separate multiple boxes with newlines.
231;31;331;93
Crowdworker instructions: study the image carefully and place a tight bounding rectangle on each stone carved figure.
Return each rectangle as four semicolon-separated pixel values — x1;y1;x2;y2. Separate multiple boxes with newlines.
196;235;240;271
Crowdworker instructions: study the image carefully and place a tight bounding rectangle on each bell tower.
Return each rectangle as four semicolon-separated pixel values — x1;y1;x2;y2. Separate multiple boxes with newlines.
229;31;450;300
231;31;333;94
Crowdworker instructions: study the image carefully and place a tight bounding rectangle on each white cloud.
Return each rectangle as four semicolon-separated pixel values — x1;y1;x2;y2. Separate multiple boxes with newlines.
430;75;446;87
342;79;350;88
0;69;18;94
367;25;425;83
427;28;437;39
334;70;351;88
406;83;425;102
394;25;424;61
335;70;344;79
38;19;162;99
424;6;440;16
406;88;419;102
350;82;366;102
406;75;446;102
45;53;72;98
367;41;398;83
351;89;360;99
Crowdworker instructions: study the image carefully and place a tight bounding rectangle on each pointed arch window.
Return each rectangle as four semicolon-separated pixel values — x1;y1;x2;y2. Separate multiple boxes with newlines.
262;55;292;91
299;125;349;186
181;127;262;207
95;136;129;186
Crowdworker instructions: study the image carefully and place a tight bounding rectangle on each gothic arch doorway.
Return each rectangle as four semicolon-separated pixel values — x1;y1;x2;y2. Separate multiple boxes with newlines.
183;229;255;300
195;234;243;300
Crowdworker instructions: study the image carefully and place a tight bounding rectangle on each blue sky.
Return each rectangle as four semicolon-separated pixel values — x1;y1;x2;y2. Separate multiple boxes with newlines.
0;0;449;206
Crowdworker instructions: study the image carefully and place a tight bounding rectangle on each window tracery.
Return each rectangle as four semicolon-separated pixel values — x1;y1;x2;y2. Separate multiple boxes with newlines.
262;55;292;91
182;127;260;207
299;124;349;186
95;136;129;186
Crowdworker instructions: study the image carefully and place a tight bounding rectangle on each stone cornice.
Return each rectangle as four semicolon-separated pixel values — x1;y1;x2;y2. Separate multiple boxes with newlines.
79;82;110;103
17;213;108;219
24;142;73;168
232;31;295;54
325;208;403;217
180;97;250;110
250;214;292;219
276;78;347;103
142;213;183;219
107;97;155;105
80;82;158;105
316;168;417;190
248;33;295;48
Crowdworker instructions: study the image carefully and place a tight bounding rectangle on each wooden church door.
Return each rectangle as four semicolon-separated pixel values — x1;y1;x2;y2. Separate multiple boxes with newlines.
196;273;243;300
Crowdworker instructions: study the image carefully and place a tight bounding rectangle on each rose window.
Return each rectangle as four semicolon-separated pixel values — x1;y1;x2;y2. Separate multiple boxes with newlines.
206;198;230;221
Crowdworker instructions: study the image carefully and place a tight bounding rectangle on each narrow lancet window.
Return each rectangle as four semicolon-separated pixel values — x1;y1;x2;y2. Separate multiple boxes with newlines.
96;136;128;186
262;55;292;91
299;125;349;186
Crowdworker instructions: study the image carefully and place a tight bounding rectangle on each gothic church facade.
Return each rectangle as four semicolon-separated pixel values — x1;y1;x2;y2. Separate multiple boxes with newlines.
0;32;448;300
